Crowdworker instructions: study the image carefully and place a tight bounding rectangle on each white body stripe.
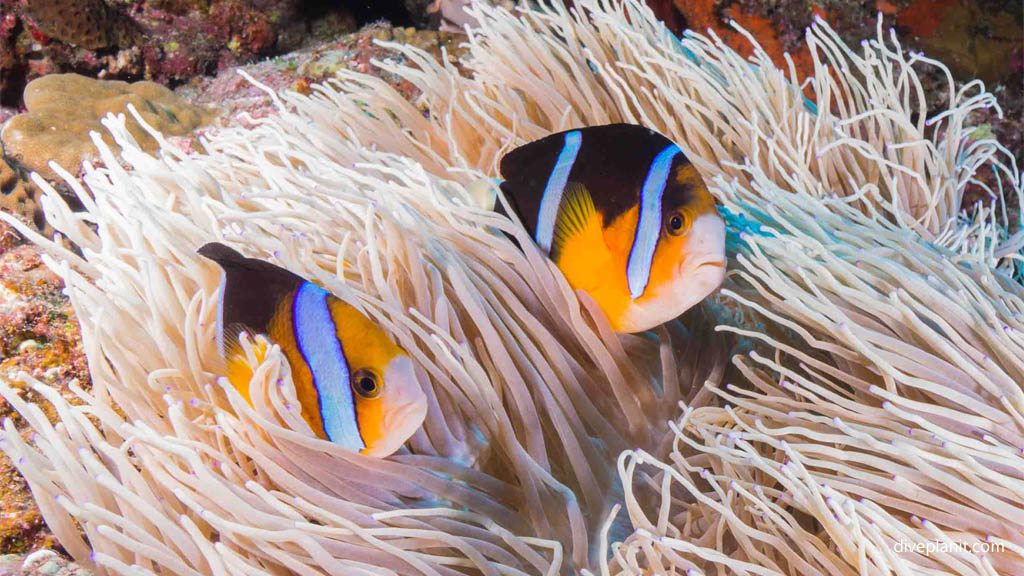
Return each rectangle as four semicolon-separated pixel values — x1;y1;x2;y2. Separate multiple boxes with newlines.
293;282;364;451
534;130;583;253
215;269;226;353
626;145;679;299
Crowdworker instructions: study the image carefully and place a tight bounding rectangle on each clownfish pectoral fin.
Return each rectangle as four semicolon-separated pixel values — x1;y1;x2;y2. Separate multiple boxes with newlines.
222;324;267;406
550;181;597;258
221;322;254;358
550;182;614;292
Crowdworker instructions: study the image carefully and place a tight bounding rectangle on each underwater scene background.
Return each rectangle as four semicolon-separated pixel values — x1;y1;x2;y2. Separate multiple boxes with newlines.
0;0;1022;574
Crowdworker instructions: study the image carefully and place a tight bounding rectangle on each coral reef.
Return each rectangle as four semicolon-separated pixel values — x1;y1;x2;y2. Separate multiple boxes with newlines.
655;0;1022;86
1;73;215;181
0;26;462;232
0;0;360;109
24;0;138;50
885;0;1024;167
179;24;467;124
0;1;1020;574
886;0;1022;83
0;157;44;234
0;221;87;559
649;0;1024;223
653;0;1024;171
670;0;820;80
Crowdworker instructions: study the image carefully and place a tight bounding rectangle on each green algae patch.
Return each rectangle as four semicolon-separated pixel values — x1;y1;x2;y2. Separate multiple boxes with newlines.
1;74;217;182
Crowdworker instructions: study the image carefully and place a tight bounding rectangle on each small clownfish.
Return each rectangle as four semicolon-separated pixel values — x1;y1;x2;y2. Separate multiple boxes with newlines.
494;124;727;333
198;242;428;457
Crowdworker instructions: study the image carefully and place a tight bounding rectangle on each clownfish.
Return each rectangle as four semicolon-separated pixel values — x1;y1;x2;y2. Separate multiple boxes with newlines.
493;124;727;333
198;242;428;457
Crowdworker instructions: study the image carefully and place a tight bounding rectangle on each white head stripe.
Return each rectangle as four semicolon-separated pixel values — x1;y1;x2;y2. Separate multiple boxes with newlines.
215;269;226;353
535;131;583;253
627;144;680;299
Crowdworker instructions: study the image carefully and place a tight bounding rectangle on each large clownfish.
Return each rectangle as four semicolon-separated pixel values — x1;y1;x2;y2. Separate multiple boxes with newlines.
493;124;727;333
198;242;428;457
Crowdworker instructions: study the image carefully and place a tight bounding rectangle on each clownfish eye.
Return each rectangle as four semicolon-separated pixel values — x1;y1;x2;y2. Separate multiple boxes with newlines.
351;370;382;399
665;211;688;236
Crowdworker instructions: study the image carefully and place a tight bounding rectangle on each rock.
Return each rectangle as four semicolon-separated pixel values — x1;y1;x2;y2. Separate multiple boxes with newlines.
405;0;442;28
0;554;22;575
0;549;92;575
0;220;88;560
0;223;87;389
15;340;37;353
882;0;1022;84
0;157;46;235
1;73;216;181
0;0;363;111
180;23;467;125
24;0;138;50
0;24;466;235
664;0;1022;167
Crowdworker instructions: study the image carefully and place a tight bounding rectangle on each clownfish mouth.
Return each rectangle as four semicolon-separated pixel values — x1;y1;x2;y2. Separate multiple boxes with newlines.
681;255;728;295
686;257;727;275
389;397;429;435
617;260;726;332
616;212;726;333
363;400;427;458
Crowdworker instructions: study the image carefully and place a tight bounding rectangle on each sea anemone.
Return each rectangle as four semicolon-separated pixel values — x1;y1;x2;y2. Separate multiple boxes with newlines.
1;1;1021;575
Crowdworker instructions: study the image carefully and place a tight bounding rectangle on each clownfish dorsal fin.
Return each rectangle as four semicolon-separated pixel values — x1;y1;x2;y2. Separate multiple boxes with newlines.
198;242;247;266
550;182;614;292
198;241;304;345
221;321;267;406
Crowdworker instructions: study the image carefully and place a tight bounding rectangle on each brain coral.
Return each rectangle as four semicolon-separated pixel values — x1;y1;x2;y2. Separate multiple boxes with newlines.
0;74;215;181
